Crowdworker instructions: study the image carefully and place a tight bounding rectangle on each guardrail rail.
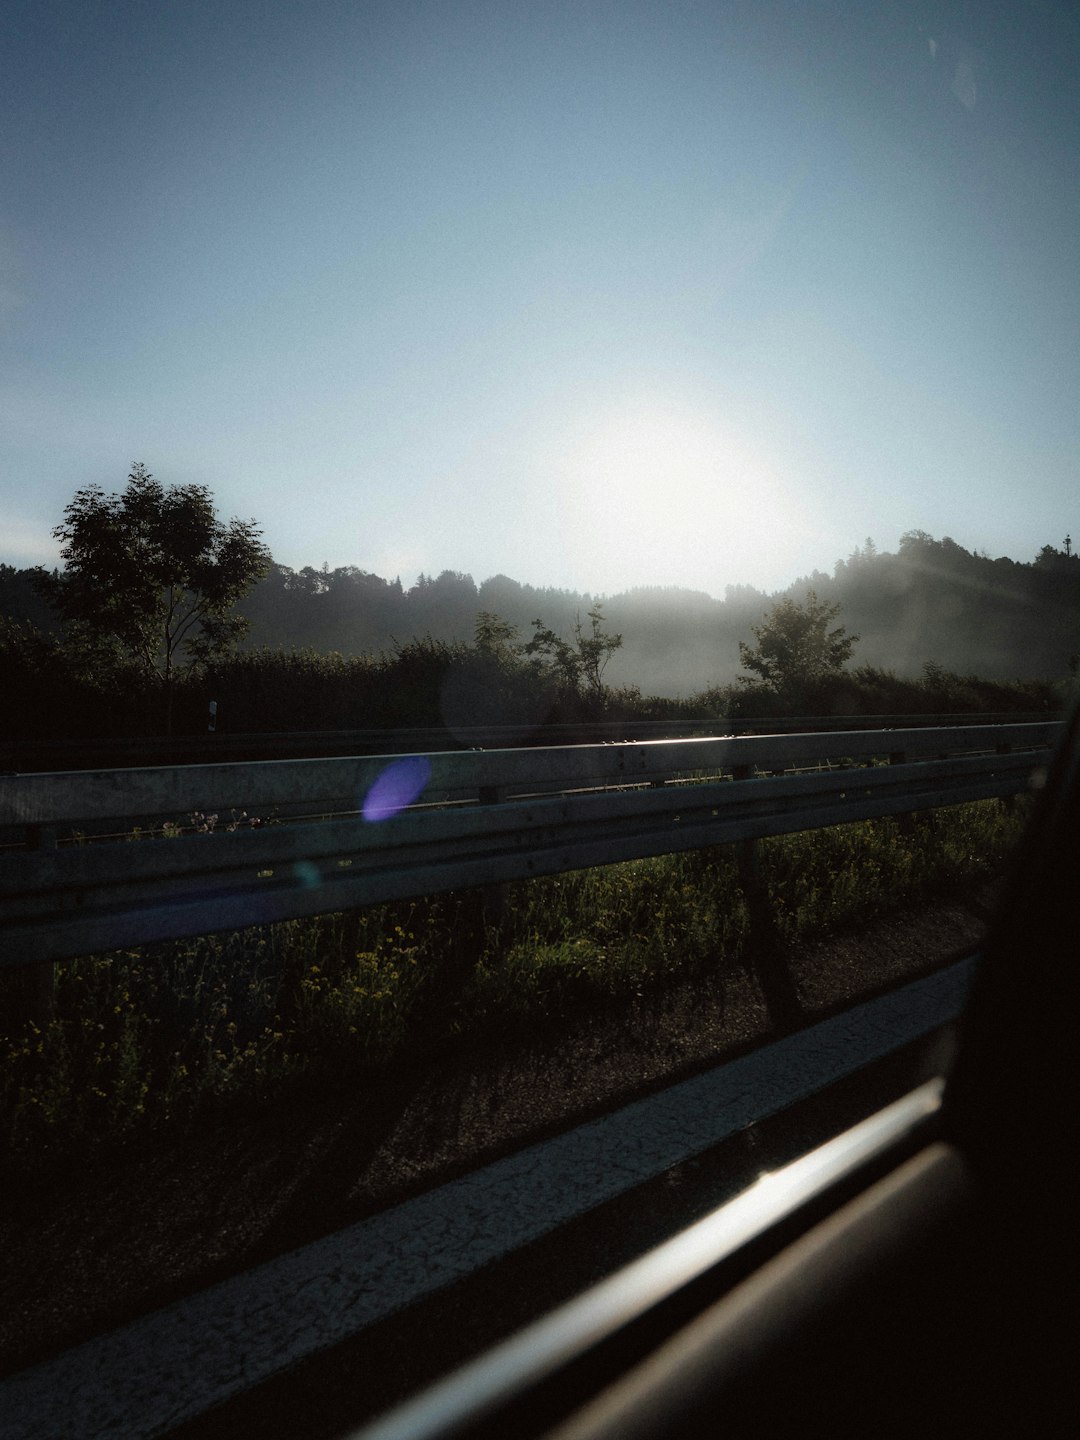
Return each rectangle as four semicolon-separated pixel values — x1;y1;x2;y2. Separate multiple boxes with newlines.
0;711;1059;771
0;722;1060;969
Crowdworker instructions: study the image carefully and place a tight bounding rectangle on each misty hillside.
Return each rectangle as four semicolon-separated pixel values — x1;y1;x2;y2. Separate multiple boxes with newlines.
4;531;1078;698
232;532;1080;695
595;535;1079;694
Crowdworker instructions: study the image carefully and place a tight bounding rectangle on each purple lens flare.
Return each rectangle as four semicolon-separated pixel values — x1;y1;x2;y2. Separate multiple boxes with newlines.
362;756;432;822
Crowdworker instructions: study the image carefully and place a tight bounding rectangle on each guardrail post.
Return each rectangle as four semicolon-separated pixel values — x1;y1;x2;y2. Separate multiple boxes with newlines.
996;742;1015;813
732;765;801;1033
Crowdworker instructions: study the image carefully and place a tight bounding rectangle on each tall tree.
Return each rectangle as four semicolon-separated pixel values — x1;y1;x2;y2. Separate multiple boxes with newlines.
739;590;858;700
38;462;270;731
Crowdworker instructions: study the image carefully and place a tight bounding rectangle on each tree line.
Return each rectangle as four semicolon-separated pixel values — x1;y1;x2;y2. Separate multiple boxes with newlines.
0;467;1072;742
219;532;1080;696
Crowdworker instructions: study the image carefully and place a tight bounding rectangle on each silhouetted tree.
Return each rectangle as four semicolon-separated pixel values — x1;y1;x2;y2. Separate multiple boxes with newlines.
38;462;269;731
739;590;858;700
526;603;622;699
474;610;523;660
574;603;623;696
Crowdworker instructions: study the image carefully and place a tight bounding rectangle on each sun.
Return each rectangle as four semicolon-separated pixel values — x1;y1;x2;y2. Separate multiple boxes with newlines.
552;398;804;593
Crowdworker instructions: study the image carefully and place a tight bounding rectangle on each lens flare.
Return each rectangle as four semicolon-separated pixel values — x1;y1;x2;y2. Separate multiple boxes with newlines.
292;860;321;889
362;756;432;822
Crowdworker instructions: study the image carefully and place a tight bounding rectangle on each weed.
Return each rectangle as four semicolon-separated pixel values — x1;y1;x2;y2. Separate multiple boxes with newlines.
0;798;1029;1162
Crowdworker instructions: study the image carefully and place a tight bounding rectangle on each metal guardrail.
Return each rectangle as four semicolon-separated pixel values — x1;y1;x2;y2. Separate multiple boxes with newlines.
0;711;1059;771
0;723;1060;967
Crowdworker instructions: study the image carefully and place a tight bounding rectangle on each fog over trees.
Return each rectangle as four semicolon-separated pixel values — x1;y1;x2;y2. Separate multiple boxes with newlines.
234;531;1080;693
4;531;1079;700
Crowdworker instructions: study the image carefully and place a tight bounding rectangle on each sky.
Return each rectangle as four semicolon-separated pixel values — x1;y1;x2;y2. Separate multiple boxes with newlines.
2;0;1079;599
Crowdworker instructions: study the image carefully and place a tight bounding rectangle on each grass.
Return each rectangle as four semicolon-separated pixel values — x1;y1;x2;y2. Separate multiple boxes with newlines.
0;798;1028;1163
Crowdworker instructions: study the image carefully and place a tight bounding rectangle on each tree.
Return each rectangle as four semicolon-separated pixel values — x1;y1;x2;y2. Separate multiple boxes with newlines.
474;610;524;662
739;590;858;699
525;603;623;699
38;462;270;731
574;603;623;696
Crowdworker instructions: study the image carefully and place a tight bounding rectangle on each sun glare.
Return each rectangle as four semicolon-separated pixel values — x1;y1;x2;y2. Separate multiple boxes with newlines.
553;400;806;594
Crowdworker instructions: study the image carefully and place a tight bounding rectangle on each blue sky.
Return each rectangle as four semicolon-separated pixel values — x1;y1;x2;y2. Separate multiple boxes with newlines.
3;1;1078;597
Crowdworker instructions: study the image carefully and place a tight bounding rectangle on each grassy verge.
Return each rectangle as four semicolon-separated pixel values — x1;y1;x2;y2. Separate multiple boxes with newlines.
0;798;1027;1163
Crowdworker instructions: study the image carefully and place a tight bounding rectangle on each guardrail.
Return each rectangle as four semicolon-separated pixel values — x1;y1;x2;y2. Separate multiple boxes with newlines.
0;722;1059;969
0;711;1059;771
